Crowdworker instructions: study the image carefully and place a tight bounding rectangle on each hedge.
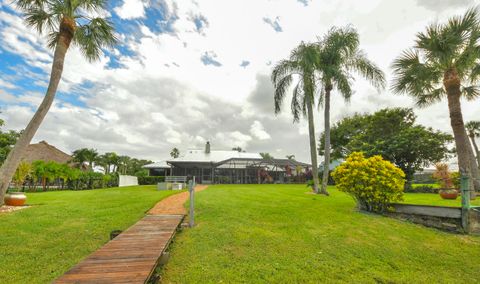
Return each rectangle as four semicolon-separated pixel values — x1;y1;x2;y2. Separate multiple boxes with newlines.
138;176;165;185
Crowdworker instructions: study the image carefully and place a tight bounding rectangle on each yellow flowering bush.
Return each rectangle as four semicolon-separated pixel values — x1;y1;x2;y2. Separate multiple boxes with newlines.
332;152;405;212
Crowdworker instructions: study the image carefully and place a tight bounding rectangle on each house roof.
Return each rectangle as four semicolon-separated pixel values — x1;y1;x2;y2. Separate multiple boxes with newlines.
169;149;262;164
143;161;171;169
20;140;72;164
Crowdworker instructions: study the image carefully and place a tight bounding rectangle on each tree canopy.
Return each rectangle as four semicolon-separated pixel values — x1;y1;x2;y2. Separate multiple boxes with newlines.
319;108;453;183
0;119;21;165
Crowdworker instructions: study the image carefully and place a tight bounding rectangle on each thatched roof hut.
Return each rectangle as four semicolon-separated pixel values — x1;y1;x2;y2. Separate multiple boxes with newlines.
21;141;72;164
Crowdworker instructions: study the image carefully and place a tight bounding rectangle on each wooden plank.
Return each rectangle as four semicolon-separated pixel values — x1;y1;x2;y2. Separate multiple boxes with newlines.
55;214;184;284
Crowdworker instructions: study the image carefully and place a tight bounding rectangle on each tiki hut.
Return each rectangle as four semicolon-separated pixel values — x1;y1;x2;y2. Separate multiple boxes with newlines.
20;140;72;164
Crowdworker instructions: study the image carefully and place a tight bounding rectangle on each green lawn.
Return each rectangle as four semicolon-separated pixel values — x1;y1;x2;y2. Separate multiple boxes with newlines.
412;183;440;188
0;185;177;284
162;185;480;283
402;192;480;207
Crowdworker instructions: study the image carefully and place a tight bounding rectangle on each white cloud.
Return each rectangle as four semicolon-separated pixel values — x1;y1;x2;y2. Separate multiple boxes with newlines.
250;120;271;140
114;0;147;20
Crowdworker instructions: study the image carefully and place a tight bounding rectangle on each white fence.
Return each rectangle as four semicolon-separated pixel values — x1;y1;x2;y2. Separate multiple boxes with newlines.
119;175;139;187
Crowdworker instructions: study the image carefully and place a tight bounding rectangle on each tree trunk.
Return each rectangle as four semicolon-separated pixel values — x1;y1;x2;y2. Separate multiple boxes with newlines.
306;95;320;194
320;87;331;195
0;18;73;205
469;134;480;167
444;69;477;199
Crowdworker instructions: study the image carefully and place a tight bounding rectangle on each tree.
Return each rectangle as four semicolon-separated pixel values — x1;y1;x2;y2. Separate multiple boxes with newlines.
98;152;119;174
170;148;180;159
272;42;322;193
320;108;453;185
314;26;386;195
13;161;31;191
391;8;480;198
286;155;295;160
72;148;98;170
260;152;274;160
232;146;245;152
466;121;480;167
0;119;21;165
0;0;116;205
118;155;131;175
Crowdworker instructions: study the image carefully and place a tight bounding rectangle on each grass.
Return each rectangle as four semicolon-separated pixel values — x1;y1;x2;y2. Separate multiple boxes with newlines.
402;193;480;207
412;183;440;188
162;185;480;283
0;185;177;283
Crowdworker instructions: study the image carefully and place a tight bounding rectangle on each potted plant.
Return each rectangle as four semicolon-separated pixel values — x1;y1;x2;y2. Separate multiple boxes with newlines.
4;161;30;206
432;163;458;200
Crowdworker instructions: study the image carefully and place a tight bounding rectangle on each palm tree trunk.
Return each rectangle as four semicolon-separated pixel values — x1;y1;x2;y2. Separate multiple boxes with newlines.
445;70;477;199
321;88;331;195
306;96;320;194
469;134;480;167
0;18;73;205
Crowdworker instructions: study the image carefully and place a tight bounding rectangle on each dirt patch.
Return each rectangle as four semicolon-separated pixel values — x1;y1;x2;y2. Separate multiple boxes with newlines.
148;185;208;215
0;205;29;214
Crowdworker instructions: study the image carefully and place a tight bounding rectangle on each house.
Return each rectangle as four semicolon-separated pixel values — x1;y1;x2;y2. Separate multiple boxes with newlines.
143;142;311;184
20;140;72;164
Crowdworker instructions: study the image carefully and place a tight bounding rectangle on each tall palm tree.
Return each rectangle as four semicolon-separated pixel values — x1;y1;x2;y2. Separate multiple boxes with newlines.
272;42;323;193
466;121;480;167
315;26;386;195
391;8;480;198
0;0;116;204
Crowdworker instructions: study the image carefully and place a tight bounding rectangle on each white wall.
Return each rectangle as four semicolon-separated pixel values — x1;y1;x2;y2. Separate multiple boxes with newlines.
119;175;139;187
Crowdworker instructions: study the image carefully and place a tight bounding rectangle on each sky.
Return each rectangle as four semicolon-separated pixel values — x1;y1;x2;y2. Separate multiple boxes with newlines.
0;0;479;164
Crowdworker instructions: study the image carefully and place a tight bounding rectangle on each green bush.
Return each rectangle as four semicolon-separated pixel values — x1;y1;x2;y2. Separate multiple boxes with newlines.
138;176;165;185
404;185;438;193
331;152;405;213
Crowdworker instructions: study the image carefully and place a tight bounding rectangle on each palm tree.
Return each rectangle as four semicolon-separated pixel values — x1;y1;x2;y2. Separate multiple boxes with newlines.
315;26;386;195
118;155;131;175
286;154;295;160
272;42;322;193
72;148;98;170
391;8;480;198
170;148;180;159
466;121;480;167
0;0;116;205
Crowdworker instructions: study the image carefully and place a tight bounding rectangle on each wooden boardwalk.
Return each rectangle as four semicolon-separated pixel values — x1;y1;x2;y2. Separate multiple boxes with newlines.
55;214;184;284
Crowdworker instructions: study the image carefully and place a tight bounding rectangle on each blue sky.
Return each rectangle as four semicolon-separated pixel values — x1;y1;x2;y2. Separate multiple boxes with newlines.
0;0;478;163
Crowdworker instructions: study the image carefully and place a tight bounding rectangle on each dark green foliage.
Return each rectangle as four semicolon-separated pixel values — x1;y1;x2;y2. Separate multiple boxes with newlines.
404;185;438;193
0;119;21;164
138;176;165;185
413;173;436;184
319;108;453;183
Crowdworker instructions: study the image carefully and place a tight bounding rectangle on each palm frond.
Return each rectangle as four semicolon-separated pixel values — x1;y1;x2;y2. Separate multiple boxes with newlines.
14;0;44;11
23;5;56;33
291;81;303;122
273;74;293;114
415;87;445;107
462;85;480;100
75;0;107;12
332;71;352;102
348;51;386;90
271;60;299;85
74;17;117;62
391;49;443;101
465;120;480;137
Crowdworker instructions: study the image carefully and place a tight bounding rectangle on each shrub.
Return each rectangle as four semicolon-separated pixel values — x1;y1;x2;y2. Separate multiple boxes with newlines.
331;152;405;213
138;176;165;185
404;185;438;193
